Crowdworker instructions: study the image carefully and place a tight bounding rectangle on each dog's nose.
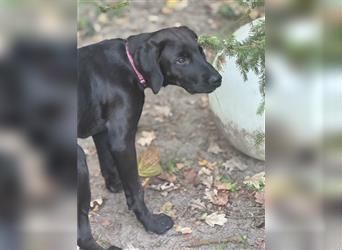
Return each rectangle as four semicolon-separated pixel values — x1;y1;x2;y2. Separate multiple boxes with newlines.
209;75;222;87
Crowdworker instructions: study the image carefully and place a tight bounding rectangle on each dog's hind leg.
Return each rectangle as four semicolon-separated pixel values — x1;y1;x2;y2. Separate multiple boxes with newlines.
77;145;121;250
93;130;123;193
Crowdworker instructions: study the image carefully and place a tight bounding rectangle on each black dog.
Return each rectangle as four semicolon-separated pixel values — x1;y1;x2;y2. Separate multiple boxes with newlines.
77;26;222;250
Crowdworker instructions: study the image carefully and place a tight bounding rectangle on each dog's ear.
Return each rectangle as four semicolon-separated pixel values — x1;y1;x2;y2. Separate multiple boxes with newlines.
138;41;164;94
178;26;198;40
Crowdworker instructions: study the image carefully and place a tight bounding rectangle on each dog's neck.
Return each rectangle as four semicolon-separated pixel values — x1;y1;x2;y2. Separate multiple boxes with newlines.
126;34;151;90
126;33;151;70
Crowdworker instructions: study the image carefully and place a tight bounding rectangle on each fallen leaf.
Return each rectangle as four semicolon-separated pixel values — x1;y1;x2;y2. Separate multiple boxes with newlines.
90;198;104;212
254;191;265;206
184;168;198;185
214;180;234;191
190;199;206;210
150;182;178;192
204;189;216;203
208;142;223;154
213;190;229;206
255;238;266;249
160;182;176;191
206;161;217;170
137;131;156;146
138;144;162;177
243;172;265;190
201;175;213;188
198;159;217;169
198;167;211;176
204;189;229;206
198;159;208;166
204;212;227;227
175;225;192;234
176;163;185;170
158;171;177;183
164;0;188;10
160;202;177;218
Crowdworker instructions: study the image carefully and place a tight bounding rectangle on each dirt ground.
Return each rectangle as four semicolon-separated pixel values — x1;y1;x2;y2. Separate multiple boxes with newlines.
78;1;265;249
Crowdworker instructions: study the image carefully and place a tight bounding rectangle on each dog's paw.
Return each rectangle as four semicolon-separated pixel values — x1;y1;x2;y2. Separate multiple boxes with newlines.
143;213;174;235
105;179;123;193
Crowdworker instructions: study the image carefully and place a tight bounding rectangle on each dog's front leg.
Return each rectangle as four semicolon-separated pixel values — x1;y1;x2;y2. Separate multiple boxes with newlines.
106;120;174;234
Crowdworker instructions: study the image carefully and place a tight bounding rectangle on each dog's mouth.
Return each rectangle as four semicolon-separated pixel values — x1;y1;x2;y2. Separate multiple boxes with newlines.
186;85;219;94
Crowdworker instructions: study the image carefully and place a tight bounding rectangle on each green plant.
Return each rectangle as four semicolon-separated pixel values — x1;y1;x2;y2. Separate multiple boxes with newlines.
165;159;181;173
199;1;265;116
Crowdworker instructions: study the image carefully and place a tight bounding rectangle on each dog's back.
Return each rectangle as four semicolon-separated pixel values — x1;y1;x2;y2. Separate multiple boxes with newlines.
78;39;132;138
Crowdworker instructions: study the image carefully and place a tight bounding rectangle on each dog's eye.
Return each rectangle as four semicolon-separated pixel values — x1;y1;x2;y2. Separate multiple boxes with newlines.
176;57;187;64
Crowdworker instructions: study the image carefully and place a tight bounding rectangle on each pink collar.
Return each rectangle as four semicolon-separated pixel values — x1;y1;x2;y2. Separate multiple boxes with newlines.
125;41;146;88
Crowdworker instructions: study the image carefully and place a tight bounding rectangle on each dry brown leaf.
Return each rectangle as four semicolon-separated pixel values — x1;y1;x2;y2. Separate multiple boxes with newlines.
175;225;192;234
160;201;177;219
208;142;223;154
254;191;265;206
214;180;233;191
213;190;229;206
206;161;217;170
198;159;208;166
204;212;227;227
204;189;229;206
165;0;188;10
138;144;162;177
176;163;185;170
190;199;206;210
184;169;198;185
137;131;156;146
198;159;217;170
158;171;177;183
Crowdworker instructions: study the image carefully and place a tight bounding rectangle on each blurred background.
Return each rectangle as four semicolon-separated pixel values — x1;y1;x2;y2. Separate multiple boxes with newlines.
267;0;342;249
0;1;76;250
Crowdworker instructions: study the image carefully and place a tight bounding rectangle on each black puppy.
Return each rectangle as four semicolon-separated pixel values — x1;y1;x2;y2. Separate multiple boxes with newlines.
78;26;221;250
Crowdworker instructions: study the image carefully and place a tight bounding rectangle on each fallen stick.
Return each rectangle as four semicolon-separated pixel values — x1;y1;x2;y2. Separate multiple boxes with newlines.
185;235;242;248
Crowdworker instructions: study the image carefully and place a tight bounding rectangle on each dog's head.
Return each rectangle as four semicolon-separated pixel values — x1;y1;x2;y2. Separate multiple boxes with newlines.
130;26;222;94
